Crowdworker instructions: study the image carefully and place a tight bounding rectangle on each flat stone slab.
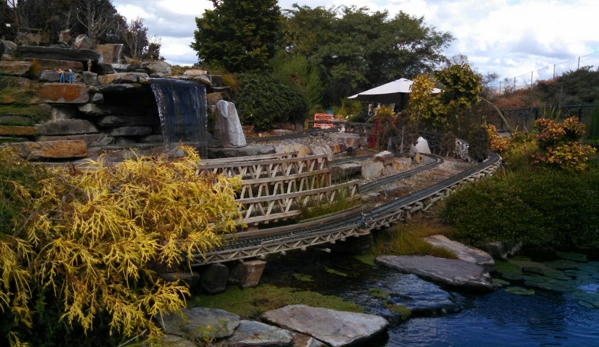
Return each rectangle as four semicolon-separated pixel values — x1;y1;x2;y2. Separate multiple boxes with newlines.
9;140;88;160
37;119;98;135
24;58;83;71
377;273;461;317
216;320;293;346
99;72;150;85
160;307;240;340
38;83;89;104
16;46;100;62
0;61;32;76
425;235;495;272
261;305;388;347
0;125;37;136
376;255;494;292
208;145;275;159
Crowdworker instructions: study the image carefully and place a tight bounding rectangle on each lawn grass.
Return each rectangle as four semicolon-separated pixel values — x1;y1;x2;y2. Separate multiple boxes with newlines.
190;284;362;319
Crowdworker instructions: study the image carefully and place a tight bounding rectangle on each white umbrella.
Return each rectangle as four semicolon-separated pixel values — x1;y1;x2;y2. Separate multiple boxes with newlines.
348;78;441;104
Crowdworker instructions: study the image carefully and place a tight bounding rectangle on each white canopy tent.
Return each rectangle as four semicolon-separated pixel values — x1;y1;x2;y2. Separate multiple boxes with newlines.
348;78;441;105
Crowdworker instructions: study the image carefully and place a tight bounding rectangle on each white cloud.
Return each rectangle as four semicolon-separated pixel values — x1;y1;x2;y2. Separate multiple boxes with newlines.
112;0;599;83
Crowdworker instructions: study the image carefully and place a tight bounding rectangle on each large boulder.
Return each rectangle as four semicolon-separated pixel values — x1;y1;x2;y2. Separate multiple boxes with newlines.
73;35;93;50
184;69;208;76
374;151;395;165
424;235;495;272
415;136;431;154
160;307;240;340
144;60;171;75
261;305;388;347
376;255;494;292
95;44;123;64
1;40;17;55
16;46;100;62
37;83;89;104
216;100;246;148
361;161;384;179
220;320;293;347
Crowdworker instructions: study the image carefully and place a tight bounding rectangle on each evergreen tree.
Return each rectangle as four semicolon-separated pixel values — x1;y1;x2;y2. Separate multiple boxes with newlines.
191;0;282;73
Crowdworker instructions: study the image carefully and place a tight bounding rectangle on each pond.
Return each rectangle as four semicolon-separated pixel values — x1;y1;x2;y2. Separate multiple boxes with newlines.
259;247;599;347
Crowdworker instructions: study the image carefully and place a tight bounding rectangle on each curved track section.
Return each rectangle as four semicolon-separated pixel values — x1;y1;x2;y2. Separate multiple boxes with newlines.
192;152;502;266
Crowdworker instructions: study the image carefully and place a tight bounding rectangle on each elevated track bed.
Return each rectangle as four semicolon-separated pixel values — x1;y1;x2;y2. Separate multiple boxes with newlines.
192;152;502;265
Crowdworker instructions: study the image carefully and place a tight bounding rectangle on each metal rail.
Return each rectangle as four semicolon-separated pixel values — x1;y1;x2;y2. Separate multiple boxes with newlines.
192;152;502;265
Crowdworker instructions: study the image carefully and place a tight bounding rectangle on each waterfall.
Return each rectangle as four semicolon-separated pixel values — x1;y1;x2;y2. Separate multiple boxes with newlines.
150;79;208;155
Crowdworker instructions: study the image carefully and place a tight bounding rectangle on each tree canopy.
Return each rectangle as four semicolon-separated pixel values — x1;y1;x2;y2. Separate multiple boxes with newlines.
191;0;282;73
282;5;453;105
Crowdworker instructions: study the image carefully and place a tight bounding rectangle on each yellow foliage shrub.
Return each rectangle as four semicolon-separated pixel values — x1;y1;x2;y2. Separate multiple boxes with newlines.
0;146;242;346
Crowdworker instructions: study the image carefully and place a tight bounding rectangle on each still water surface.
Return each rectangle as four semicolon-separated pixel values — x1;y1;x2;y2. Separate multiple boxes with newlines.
261;249;599;347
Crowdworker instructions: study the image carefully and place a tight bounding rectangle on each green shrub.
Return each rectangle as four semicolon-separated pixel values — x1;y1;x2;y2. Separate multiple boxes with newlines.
442;167;599;249
269;52;324;115
512;169;599;247
588;103;599;141
235;73;309;130
467;125;490;162
441;173;546;246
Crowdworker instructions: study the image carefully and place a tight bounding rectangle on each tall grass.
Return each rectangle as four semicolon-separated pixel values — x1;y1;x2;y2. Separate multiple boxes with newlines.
370;224;457;259
298;189;360;220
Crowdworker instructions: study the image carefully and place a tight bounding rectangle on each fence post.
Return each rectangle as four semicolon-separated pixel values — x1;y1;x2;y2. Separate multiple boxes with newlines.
530;71;533;88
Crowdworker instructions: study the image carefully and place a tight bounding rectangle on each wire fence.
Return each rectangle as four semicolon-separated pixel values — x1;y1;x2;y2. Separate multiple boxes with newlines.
492;104;596;133
489;51;599;94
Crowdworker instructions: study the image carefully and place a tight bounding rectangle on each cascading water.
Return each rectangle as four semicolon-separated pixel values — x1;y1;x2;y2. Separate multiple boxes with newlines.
150;79;208;156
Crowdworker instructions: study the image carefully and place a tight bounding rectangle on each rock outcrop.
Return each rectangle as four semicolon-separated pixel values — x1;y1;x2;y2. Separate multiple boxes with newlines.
376;255;494;292
261;305;388;347
216;100;246;148
160;307;240;340
16;46;100;62
424;235;495;272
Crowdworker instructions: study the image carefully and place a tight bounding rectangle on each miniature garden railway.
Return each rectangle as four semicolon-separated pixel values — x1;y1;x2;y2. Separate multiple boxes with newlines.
192;148;502;266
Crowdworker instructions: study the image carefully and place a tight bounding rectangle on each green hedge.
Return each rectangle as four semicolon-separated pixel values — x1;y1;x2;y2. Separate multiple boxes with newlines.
442;166;599;249
235;74;308;131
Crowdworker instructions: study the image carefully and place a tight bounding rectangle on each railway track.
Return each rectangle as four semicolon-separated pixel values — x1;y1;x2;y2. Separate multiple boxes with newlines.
191;152;501;266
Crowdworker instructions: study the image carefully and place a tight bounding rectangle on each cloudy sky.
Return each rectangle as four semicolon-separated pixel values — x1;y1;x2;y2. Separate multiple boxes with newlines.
113;0;599;88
